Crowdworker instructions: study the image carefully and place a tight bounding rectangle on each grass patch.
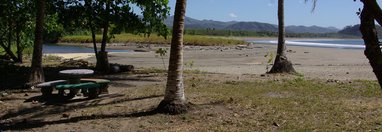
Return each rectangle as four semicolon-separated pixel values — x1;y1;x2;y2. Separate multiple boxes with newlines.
2;70;382;131
180;77;382;131
59;34;248;46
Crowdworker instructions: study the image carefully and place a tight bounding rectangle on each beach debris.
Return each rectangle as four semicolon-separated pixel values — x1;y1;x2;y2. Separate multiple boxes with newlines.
272;122;280;127
346;72;350;74
327;79;340;83
1;92;8;97
61;59;89;68
32;100;39;104
62;113;70;118
110;64;121;73
0;119;12;124
287;50;296;53
304;51;310;54
24;93;29;96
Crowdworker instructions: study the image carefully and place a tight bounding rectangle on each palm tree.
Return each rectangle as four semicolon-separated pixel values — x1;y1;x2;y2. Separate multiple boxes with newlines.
305;0;382;88
359;0;382;88
28;0;45;86
157;0;188;114
268;0;296;74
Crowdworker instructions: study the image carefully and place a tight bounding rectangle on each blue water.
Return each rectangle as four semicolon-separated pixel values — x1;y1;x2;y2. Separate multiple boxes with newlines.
252;39;372;49
43;44;131;53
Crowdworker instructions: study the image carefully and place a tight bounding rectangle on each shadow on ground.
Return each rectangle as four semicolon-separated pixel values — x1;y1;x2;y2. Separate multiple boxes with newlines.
0;93;164;130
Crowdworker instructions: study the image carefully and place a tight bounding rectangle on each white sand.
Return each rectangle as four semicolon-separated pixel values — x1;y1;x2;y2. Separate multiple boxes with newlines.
46;53;94;60
48;44;376;81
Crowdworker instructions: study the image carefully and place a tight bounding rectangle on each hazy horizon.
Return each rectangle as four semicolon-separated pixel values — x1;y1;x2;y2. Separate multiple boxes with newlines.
168;0;378;29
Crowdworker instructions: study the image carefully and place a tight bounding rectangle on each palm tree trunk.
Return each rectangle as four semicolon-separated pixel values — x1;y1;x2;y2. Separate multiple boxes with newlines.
361;0;382;26
28;0;45;87
360;2;382;89
157;0;188;114
269;0;296;74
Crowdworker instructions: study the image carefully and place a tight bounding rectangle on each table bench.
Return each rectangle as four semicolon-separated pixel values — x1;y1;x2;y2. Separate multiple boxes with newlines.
56;82;101;98
36;78;111;99
80;78;111;94
36;80;68;97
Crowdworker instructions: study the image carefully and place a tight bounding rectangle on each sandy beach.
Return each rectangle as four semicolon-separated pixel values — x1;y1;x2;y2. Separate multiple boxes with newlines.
51;44;375;81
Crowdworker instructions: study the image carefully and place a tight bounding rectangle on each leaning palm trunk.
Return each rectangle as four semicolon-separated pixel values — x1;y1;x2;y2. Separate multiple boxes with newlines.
28;0;45;87
157;0;188;114
360;1;382;89
269;0;296;74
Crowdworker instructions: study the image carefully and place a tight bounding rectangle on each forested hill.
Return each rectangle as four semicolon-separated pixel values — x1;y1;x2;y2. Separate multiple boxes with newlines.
164;16;339;34
338;24;382;37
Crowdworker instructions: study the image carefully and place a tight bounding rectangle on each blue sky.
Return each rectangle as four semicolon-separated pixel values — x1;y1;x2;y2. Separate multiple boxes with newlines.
168;0;367;29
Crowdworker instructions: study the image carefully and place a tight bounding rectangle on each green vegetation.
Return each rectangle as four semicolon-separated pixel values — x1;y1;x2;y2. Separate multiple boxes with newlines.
155;48;168;70
0;45;33;56
59;34;248;46
184;29;353;38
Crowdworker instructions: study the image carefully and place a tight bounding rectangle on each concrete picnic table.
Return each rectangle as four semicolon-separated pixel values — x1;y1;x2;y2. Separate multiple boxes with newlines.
58;69;94;97
37;69;111;99
59;69;94;83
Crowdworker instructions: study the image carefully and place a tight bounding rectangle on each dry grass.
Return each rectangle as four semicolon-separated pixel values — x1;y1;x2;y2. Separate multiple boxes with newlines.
59;34;248;46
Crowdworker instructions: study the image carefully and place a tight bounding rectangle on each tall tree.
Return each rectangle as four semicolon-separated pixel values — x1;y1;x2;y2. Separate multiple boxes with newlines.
0;0;35;63
269;0;296;74
56;0;169;73
306;0;382;88
157;0;189;114
359;0;382;88
28;0;46;86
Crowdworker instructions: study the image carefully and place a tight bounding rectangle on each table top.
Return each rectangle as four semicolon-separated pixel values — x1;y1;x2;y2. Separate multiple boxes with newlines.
59;69;94;77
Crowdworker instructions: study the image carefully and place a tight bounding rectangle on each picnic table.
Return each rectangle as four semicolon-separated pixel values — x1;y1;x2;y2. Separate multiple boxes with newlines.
59;69;94;83
58;69;94;97
36;69;111;99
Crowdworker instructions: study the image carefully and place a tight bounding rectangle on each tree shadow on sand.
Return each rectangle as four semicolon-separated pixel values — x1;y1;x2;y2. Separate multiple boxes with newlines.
0;93;164;131
1;108;158;130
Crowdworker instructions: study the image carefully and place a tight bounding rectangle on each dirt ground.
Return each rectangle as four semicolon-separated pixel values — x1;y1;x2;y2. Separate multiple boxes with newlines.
1;44;379;131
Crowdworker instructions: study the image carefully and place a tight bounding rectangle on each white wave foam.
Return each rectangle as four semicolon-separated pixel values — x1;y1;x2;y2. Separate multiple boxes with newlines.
266;40;365;49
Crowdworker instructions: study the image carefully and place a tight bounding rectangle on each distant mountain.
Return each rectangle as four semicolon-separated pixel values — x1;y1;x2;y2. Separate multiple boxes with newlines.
338;24;382;37
338;25;362;36
164;16;339;33
164;16;236;30
286;25;339;33
225;22;278;32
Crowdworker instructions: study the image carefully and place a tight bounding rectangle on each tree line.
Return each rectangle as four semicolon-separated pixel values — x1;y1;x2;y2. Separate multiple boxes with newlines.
184;28;349;38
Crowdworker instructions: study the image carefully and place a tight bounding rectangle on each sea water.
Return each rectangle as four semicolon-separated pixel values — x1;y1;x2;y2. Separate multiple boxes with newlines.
252;39;374;49
43;44;131;53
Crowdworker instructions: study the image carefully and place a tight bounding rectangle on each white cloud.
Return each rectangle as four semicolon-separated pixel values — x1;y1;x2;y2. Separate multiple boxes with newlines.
229;13;238;18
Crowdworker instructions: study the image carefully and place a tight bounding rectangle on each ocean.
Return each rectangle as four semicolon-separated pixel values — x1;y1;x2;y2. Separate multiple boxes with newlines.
252;39;372;49
43;44;131;53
